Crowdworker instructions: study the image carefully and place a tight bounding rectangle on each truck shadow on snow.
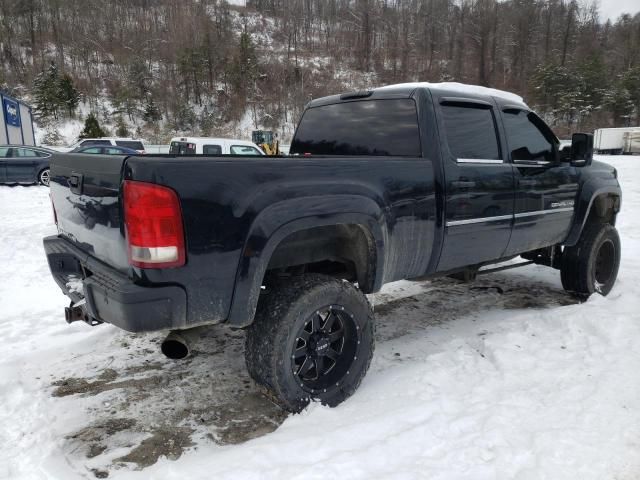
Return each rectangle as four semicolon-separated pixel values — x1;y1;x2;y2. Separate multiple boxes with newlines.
50;272;578;477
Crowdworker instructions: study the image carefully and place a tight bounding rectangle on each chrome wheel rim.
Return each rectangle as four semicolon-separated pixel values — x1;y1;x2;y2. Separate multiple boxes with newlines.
40;169;50;186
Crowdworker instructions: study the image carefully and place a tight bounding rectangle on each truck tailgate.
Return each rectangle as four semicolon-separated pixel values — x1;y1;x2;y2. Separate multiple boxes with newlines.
49;153;129;272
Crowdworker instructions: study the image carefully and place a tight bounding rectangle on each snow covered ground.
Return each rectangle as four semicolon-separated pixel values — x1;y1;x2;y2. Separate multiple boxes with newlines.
1;156;639;480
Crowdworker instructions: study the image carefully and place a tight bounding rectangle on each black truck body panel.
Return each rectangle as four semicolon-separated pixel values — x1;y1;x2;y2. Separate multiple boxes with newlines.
45;84;621;332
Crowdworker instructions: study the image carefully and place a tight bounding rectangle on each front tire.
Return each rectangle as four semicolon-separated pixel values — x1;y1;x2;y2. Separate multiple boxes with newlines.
38;168;50;186
561;223;621;299
245;274;375;412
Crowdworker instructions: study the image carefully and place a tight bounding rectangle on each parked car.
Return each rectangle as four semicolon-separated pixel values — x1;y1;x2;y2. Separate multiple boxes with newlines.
65;137;146;154
44;82;621;413
168;137;265;155
71;145;139;155
0;145;54;186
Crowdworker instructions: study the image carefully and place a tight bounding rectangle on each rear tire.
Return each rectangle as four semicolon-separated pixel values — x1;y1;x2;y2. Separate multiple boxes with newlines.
245;274;375;412
561;223;620;299
38;168;50;186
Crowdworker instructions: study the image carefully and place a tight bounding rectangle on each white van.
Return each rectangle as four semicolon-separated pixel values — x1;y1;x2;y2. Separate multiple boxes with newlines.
169;137;265;156
65;137;146;154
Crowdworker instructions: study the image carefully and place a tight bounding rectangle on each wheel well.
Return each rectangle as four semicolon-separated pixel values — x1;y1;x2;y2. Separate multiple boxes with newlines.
586;193;620;226
265;224;377;292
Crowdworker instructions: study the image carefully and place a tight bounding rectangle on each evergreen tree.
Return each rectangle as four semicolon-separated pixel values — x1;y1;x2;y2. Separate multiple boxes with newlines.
33;63;60;119
127;61;149;101
111;85;138;121
58;73;80;118
33;64;80;119
115;116;129;137
143;95;162;123
42;126;63;146
79;113;107;138
604;83;635;126
230;31;258;96
620;66;640;124
531;63;583;128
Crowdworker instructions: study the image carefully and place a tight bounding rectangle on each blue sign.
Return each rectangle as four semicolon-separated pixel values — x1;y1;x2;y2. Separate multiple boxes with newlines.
3;97;21;128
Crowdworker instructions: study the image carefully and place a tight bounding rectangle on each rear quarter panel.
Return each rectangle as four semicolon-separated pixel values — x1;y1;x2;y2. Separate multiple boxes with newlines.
125;156;437;327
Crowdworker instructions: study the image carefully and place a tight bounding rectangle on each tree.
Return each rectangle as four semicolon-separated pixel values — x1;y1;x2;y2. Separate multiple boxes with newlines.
620;66;640;124
58;73;80;118
115;116;129;137
604;82;635;126
143;95;162;123
530;63;584;130
33;63;60;119
33;63;80;119
79;113;107;138
230;31;258;96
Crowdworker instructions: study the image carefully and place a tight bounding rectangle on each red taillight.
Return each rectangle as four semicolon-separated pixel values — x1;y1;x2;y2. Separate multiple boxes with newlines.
123;180;185;268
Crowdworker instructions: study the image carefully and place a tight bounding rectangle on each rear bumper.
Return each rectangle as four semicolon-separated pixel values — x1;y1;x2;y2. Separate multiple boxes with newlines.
43;235;187;332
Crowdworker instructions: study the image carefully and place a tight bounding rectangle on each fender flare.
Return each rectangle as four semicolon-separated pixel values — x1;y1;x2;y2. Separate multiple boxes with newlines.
564;183;621;246
226;196;387;327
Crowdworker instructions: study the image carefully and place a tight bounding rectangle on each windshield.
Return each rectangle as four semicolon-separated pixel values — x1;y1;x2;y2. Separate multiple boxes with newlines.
230;145;263;156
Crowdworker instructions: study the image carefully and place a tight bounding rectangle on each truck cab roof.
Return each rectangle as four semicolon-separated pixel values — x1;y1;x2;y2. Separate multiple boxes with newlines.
307;82;529;110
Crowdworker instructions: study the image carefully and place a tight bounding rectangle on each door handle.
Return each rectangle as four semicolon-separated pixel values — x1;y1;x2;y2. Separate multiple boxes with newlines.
451;180;476;189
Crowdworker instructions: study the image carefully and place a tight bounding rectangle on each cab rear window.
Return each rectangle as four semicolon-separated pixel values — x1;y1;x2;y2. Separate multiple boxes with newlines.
290;99;421;156
169;142;196;155
116;141;144;151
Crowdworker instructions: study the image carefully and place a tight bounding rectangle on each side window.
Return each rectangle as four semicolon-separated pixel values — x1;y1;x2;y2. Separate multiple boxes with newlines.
105;147;123;155
230;145;262;156
203;145;222;155
441;104;501;160
82;147;102;154
0;147;10;157
15;148;39;157
502;110;555;163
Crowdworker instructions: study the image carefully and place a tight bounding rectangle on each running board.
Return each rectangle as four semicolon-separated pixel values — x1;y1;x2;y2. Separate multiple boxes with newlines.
477;261;534;275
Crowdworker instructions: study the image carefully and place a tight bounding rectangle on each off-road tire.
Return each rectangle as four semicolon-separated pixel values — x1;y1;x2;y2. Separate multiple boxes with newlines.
245;274;375;412
561;223;620;299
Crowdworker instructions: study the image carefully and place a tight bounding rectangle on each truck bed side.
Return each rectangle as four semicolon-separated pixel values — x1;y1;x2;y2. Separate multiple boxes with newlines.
48;153;438;330
125;155;438;326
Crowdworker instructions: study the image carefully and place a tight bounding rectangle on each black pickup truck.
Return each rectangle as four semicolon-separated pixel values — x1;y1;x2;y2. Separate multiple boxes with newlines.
44;83;621;411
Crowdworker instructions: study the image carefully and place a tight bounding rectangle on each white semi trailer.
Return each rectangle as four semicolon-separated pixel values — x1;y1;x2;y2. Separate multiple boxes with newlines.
623;130;640;154
593;127;640;154
0;92;35;146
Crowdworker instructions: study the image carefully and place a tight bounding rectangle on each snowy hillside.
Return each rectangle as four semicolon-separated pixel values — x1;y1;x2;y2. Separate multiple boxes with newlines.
1;156;639;479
